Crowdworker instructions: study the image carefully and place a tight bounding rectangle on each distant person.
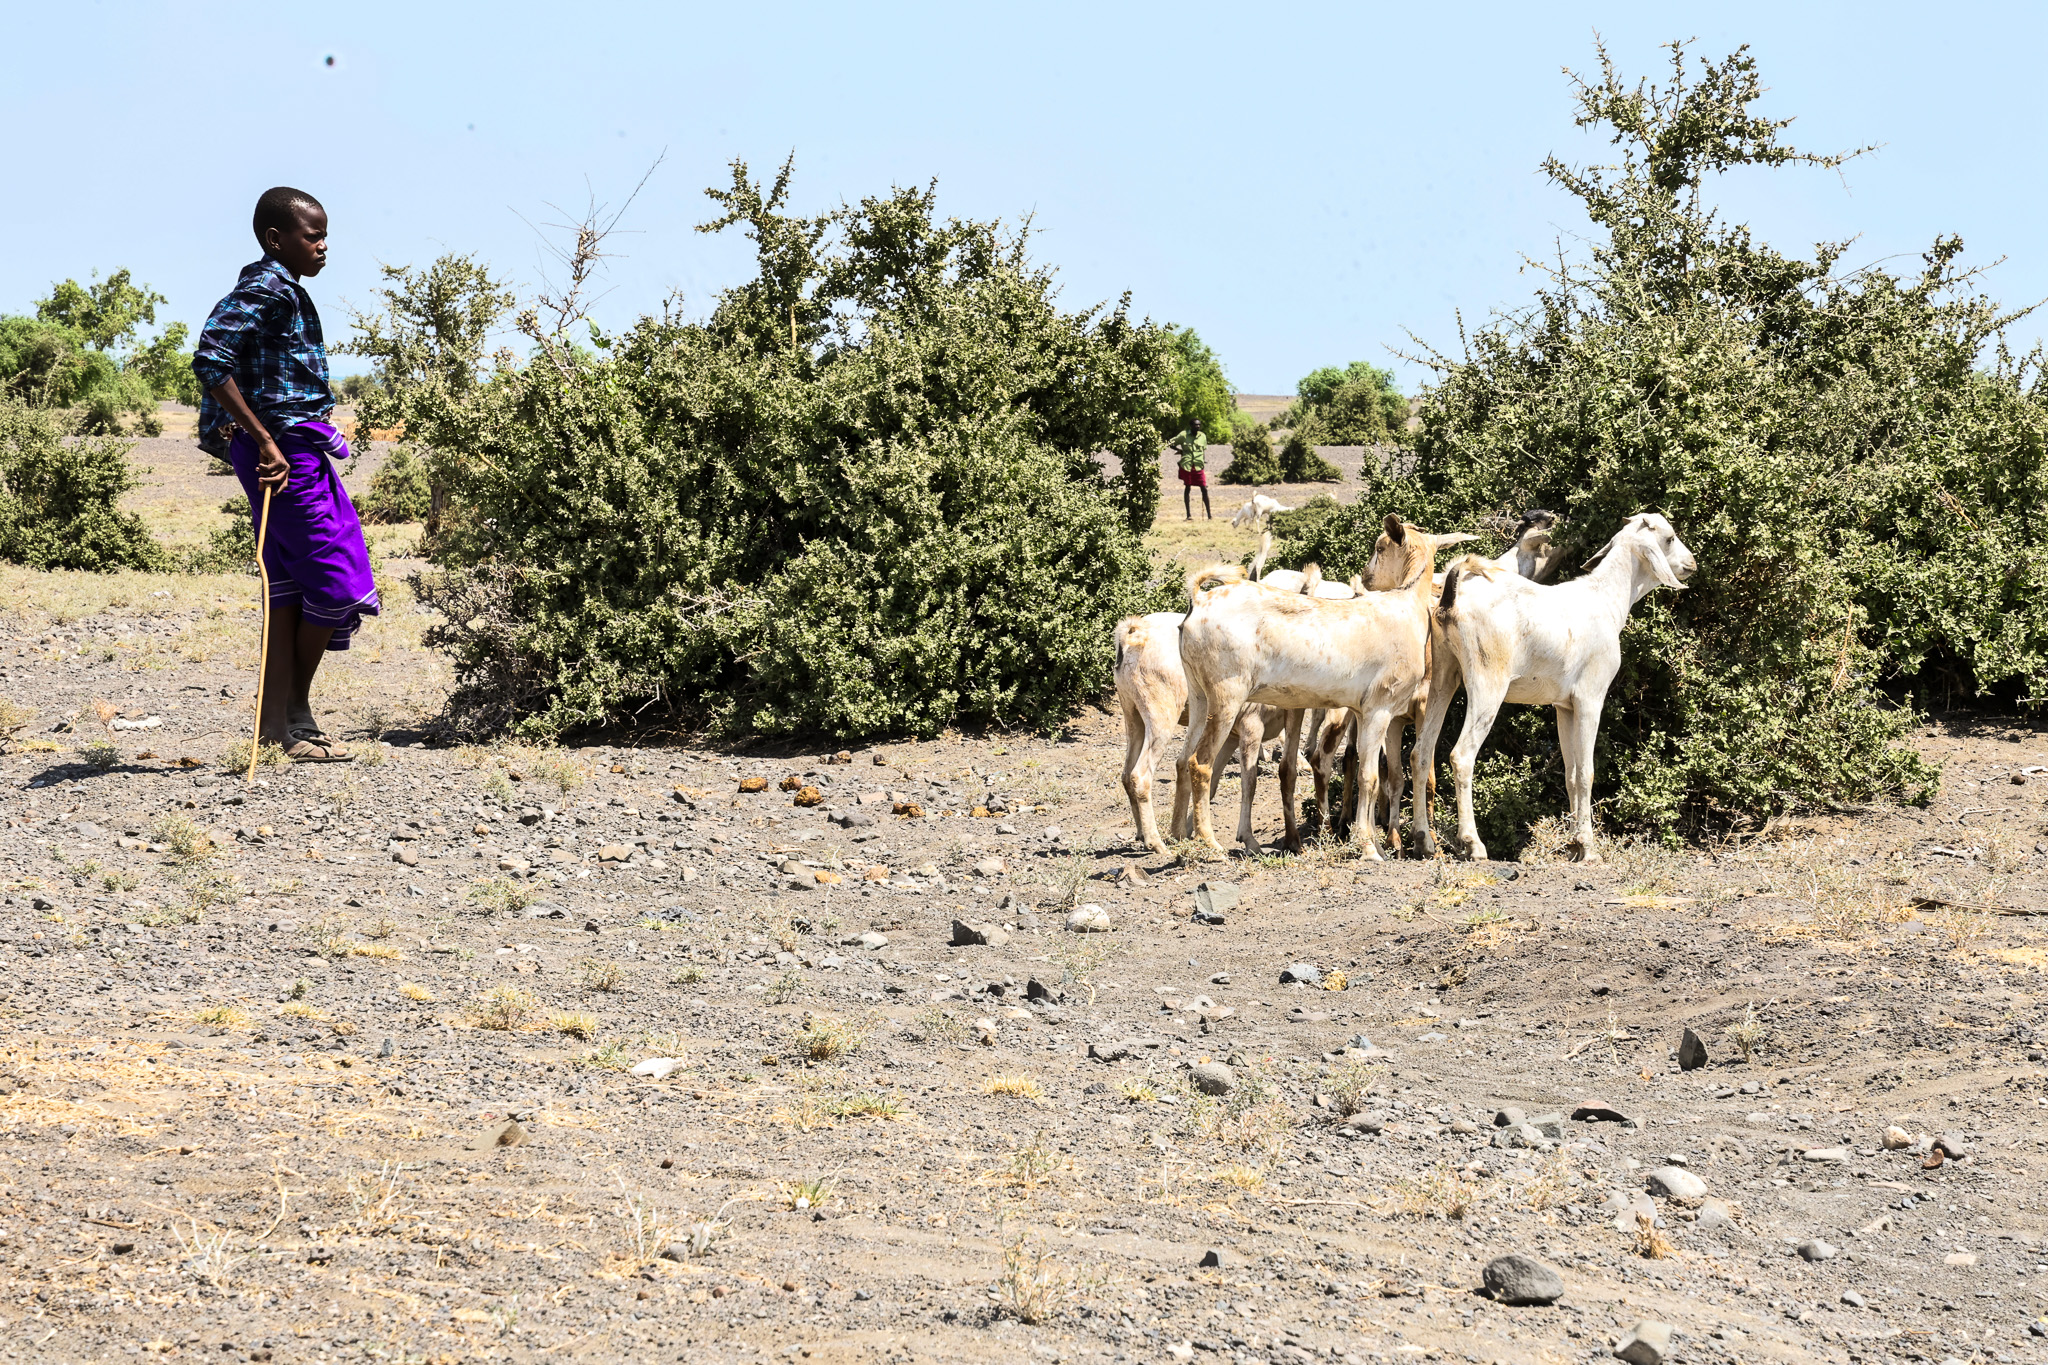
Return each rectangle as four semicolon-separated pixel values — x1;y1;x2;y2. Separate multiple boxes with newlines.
1177;423;1211;521
193;186;376;763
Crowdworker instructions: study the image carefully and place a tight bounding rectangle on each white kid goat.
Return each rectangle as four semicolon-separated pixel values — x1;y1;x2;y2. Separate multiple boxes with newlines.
1230;492;1290;531
1413;512;1697;863
1178;516;1438;858
1113;613;1285;854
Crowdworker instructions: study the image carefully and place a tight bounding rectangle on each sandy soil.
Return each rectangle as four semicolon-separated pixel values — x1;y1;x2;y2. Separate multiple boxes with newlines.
1;423;2046;1365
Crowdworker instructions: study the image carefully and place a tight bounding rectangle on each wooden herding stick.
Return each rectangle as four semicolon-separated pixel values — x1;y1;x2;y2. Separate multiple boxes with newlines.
247;485;275;784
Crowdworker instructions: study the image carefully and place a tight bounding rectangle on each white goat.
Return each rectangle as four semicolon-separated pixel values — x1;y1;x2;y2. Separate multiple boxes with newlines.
1490;508;1566;582
1177;516;1438;857
1230;492;1289;531
1114;612;1284;854
1413;512;1697;863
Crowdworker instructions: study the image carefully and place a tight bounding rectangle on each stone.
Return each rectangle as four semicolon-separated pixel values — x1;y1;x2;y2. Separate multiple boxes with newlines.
831;809;875;829
470;1119;526;1151
1481;1253;1564;1306
792;786;824;807
1189;1063;1235;1096
1025;978;1059;1003
1603;1189;1657;1231
1197;1248;1230;1268
1643;1167;1707;1201
779;858;808;875
394;848;419;866
1677;1027;1710;1070
1840;1290;1868;1310
1526;1111;1566;1140
1087;1041;1132;1063
1343;1113;1383;1135
739;777;768;792
631;1058;682;1081
597;844;632;862
1880;1125;1913;1150
1118;864;1152;886
1193;881;1240;919
1493;1106;1526;1128
1801;1147;1852;1164
972;857;1007;879
1796;1238;1837;1262
951;919;1008;947
1944;1251;1977;1267
377;1038;394;1058
854;932;888;951
1613;1320;1673;1365
1066;904;1111;933
811;869;841;885
1570;1100;1633;1125
1693;1197;1738;1231
1279;962;1320;984
1934;1132;1969;1159
1738;1080;1762;1095
787;869;819;890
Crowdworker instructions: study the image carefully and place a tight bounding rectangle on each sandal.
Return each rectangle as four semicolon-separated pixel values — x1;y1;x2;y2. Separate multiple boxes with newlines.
285;726;354;763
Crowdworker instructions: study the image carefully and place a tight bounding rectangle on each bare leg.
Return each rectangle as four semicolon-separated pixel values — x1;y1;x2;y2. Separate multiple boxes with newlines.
1200;485;1212;519
1186;685;1248;854
1120;699;1167;854
259;601;342;754
1349;707;1397;861
1559;697;1606;863
1231;706;1265;855
1278;709;1305;852
1171;687;1210;843
1447;686;1504;860
1184;484;1193;520
1411;654;1461;856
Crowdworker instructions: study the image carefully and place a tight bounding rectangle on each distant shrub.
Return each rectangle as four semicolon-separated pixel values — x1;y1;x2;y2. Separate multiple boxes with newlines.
357;446;432;523
0;398;166;571
1278;432;1340;482
1218;423;1283;485
179;498;257;575
397;158;1172;740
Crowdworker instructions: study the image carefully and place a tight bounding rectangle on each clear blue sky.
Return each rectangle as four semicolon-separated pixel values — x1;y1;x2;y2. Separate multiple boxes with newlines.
6;1;2042;394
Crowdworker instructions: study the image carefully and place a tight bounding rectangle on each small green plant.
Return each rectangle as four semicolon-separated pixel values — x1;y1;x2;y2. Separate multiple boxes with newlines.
1116;1078;1158;1103
907;1005;967;1043
1322;1060;1384;1117
192;1004;248;1028
765;969;807;1004
829;1091;907;1121
552;1012;597;1040
995;1228;1091;1325
582;1038;633;1070
669;964;707;986
1393;1162;1486;1221
1724;1002;1770;1060
777;1176;837;1211
287;977;313;1000
1005;1129;1057;1190
218;737;289;772
150;812;214;861
79;739;120;770
99;868;140;893
482;769;516;805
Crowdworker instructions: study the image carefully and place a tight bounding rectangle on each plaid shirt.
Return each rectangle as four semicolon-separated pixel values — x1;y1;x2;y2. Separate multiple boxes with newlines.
191;256;334;455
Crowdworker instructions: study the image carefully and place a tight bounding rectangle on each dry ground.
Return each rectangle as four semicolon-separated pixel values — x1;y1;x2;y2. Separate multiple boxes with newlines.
0;420;2045;1365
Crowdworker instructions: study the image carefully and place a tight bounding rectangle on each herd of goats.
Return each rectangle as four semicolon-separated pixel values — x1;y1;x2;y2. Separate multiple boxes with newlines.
1115;507;1698;864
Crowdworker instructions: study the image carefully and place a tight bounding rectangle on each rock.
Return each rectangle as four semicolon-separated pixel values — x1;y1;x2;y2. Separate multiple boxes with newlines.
792;786;823;807
1279;962;1320;984
1570;1100;1634;1125
1613;1320;1673;1365
1088;1041;1132;1063
1922;1148;1946;1170
812;869;841;885
1840;1290;1868;1310
597;844;632;862
631;1058;682;1081
1493;1106;1526;1128
1643;1167;1707;1201
1934;1132;1969;1159
1526;1111;1566;1140
830;809;876;829
854;932;888;951
1481;1253;1564;1306
1343;1113;1383;1135
1188;1063;1235;1096
950;919;1008;947
470;1119;526;1151
1082;1082;1110;1095
892;801;925;818
787;869;819;890
394;848;419;867
1880;1125;1913;1150
972;857;1007;879
1738;1079;1762;1095
1449;1118;1479;1135
779;858;807;875
739;777;768;792
1025;978;1059;1003
1677;1027;1710;1071
1796;1238;1838;1262
1066;905;1111;933
1944;1251;1977;1267
1604;1189;1657;1232
1694;1197;1739;1231
1801;1147;1852;1164
1118;864;1151;886
1197;1248;1231;1269
377;1037;394;1058
1194;881;1240;919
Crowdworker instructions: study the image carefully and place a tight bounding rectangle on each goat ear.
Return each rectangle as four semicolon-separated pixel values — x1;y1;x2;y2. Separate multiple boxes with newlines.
1582;529;1620;572
1383;514;1405;544
1434;532;1480;548
1635;538;1687;589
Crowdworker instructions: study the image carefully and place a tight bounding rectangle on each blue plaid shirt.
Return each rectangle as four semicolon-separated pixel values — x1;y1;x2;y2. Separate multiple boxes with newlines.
191;256;334;455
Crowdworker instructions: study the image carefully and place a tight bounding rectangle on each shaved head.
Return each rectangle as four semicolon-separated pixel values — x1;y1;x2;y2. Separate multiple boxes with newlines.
252;186;323;246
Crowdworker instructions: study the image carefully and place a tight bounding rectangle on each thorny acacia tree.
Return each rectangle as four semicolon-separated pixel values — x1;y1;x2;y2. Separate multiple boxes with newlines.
400;158;1173;739
1275;40;2048;847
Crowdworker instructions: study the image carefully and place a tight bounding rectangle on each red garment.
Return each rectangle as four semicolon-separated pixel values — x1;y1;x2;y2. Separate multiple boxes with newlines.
1177;467;1208;487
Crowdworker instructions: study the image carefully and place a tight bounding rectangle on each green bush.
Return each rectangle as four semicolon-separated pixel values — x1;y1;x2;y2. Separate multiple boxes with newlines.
1219;423;1283;485
1273;41;2048;848
391;159;1174;740
358;446;432;523
178;498;257;575
1279;431;1340;482
0;398;167;571
1282;362;1406;444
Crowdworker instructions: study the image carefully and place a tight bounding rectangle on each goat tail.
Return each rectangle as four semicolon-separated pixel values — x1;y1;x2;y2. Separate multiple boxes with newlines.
1436;566;1459;623
1186;560;1245;605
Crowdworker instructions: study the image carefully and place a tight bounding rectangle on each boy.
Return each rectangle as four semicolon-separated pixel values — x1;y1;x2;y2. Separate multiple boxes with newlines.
193;186;377;762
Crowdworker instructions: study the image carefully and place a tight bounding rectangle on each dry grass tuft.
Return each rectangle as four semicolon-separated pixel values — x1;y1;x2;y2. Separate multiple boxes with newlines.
218;737;289;773
984;1072;1046;1100
472;986;537;1032
1322;1060;1385;1117
1117;1078;1158;1103
996;1230;1092;1325
1207;1162;1267;1191
1005;1129;1058;1191
465;877;538;916
1393;1162;1486;1220
277;1001;326;1021
192;1005;248;1028
150;812;215;861
1723;1002;1770;1061
1629;1210;1676;1259
348;942;403;961
777;1176;837;1211
578;959;625;992
398;982;434;1003
793;1014;866;1063
551;1012;599;1040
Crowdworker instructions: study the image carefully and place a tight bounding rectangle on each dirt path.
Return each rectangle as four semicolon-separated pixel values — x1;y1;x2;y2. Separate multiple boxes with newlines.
0;433;2045;1364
